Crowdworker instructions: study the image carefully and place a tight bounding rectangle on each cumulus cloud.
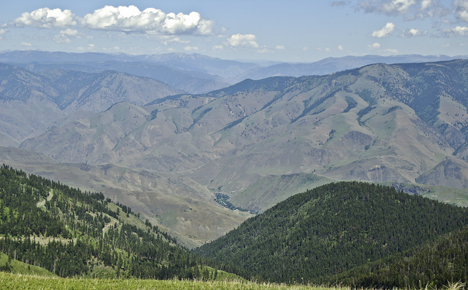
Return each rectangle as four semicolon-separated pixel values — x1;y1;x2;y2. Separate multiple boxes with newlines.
227;34;259;48
338;45;344;50
276;45;285;50
21;42;32;46
368;42;381;49
10;5;216;37
401;28;421;37
455;0;468;22
371;22;395;37
81;5;215;35
13;8;77;28
421;0;432;10
441;26;468;36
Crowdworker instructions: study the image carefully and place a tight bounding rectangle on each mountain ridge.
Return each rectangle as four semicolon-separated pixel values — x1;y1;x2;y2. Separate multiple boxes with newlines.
19;60;468;215
195;182;468;283
0;63;183;146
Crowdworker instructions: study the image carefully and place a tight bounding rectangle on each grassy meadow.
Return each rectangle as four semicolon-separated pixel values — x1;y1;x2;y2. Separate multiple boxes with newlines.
2;272;466;290
0;272;338;290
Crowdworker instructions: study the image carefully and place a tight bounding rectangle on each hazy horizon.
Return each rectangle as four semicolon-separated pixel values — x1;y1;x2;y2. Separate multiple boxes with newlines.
1;1;468;63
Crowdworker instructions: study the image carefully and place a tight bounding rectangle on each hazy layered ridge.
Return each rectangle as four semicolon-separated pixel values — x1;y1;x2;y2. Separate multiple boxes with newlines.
19;60;468;212
2;51;464;88
0;63;183;146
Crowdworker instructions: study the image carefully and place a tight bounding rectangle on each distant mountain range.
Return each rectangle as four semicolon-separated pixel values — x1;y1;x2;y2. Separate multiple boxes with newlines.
3;52;468;245
1;50;466;93
0;63;182;146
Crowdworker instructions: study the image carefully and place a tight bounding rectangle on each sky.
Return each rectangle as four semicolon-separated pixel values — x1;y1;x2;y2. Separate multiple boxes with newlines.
0;0;468;62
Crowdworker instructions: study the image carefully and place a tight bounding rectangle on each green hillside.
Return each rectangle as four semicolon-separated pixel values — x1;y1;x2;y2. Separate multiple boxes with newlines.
0;164;247;280
321;224;468;289
195;182;468;283
0;252;56;277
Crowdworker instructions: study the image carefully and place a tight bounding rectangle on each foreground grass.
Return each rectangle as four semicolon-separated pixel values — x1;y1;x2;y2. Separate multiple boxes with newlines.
0;272;338;290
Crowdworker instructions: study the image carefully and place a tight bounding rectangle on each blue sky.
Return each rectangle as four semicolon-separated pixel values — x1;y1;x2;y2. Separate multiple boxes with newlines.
0;0;467;62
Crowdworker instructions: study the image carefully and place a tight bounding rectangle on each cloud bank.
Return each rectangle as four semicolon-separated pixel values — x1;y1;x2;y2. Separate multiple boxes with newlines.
11;6;216;36
81;6;215;35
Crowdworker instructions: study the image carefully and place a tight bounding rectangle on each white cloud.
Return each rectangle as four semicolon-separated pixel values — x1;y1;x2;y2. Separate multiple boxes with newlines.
81;5;215;35
257;48;270;53
441;26;468;36
184;46;199;51
212;45;223;50
316;47;331;52
338;45;344;50
455;0;468;22
276;45;285;50
227;34;259;48
54;28;83;43
390;0;417;13
13;8;77;29
159;36;190;45
401;28;420;37
0;28;7;39
359;0;453;20
368;42;381;49
371;22;395;38
384;48;399;53
421;0;432;10
361;0;416;15
11;6;216;37
21;42;31;46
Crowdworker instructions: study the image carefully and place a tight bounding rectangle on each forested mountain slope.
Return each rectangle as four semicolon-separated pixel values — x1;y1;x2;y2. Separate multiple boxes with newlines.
321;224;468;289
0;164;247;279
195;182;468;283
